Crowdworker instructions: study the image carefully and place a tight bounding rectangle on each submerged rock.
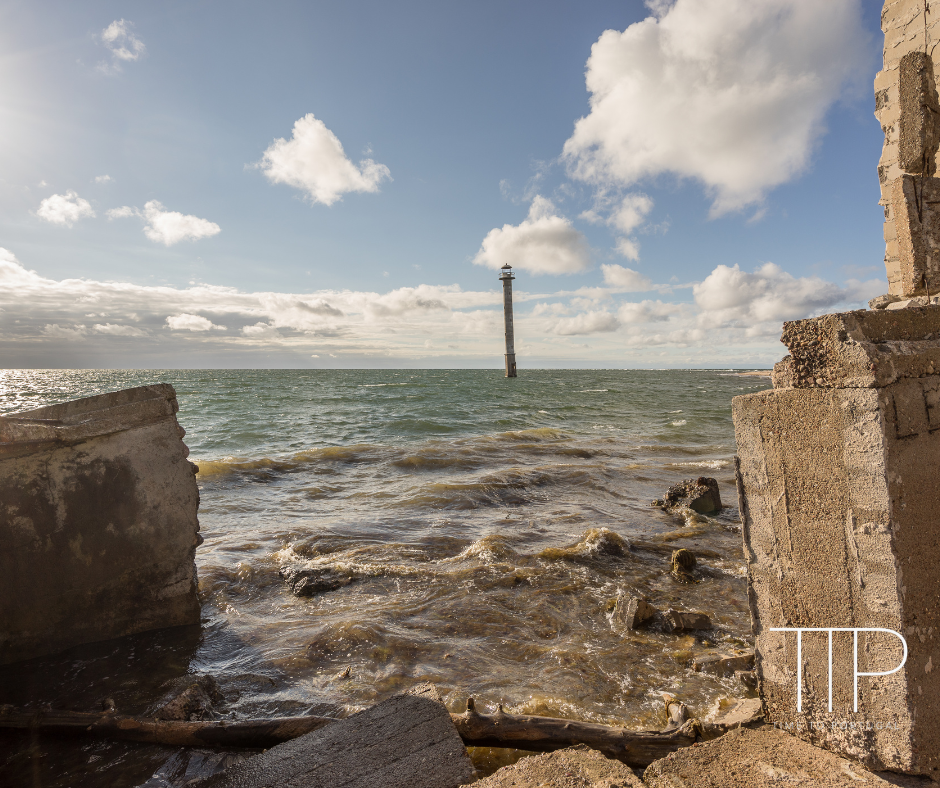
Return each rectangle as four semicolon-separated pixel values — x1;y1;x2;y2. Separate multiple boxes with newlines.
279;565;355;597
152;675;224;721
669;548;697;583
652;477;723;515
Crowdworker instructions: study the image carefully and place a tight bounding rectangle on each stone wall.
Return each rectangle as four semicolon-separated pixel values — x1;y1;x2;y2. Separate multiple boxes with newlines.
733;309;940;776
0;384;201;665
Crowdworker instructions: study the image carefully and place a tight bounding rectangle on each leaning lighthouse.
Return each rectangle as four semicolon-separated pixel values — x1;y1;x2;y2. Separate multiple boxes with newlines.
499;264;517;377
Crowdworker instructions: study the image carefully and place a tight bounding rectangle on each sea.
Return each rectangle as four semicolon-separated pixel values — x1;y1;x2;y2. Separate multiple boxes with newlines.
0;368;771;786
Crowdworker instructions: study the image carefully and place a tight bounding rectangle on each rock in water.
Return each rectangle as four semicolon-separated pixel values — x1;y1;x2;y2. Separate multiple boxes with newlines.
279;565;354;597
651;477;722;514
690;650;754;677
474;745;644;787
153;675;224;721
662;609;712;632
611;594;658;631
192;694;473;788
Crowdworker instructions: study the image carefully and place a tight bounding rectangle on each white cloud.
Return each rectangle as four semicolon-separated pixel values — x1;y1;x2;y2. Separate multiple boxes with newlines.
693;263;882;328
473;196;591;275
166;313;226;331
100;20;145;68
36;191;96;227
108;201;221;245
42;324;86;339
257;114;391;205
551;310;620;335
563;0;868;215
95;175;112;184
601;264;653;292
92;323;147;337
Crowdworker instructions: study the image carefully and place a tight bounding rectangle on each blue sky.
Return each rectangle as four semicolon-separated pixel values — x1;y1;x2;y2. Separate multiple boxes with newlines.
0;0;888;368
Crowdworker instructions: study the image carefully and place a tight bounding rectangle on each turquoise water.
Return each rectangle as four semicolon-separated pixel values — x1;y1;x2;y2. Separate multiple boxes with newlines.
0;369;770;786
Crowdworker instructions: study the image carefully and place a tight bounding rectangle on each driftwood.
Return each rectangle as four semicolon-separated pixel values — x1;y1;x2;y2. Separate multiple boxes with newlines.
0;696;754;769
452;698;697;768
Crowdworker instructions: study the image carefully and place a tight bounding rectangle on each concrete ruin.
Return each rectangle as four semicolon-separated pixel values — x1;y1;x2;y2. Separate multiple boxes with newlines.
0;384;201;666
727;1;940;777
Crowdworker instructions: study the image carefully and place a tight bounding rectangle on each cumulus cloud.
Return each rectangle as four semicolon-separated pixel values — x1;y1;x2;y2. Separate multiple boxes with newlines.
41;324;87;340
693;263;881;328
601;264;653;292
94;175;112;184
257;114;391;205
36;191;96;227
100;20;145;64
108;201;221;245
473;196;591;275
563;0;868;215
166;313;226;332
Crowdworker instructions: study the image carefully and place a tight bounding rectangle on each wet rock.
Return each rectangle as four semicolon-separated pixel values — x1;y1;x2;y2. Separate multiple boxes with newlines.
279;565;354;597
691;650;755;677
153;675;224;721
473;745;644;787
698;697;764;738
652;477;722;515
611;594;658;631
669;548;697;583
643;726;921;787
139;750;247;788
735;669;758;690
662;608;712;633
192;694;473;788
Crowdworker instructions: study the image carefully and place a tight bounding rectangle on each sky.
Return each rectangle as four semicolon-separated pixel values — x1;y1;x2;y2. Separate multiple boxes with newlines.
0;0;889;369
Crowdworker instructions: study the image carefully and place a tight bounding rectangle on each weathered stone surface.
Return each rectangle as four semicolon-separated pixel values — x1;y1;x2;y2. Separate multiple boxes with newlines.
642;727;932;787
898;51;940;175
691;650;755;677
193;694;474;788
662;609;711;633
0;384;201;666
473;745;643;788
733;368;940;773
870;294;904;310
611;594;657;631
892;174;940;296
279;565;354;596
652;477;722;514
770;307;940;389
141;750;248;788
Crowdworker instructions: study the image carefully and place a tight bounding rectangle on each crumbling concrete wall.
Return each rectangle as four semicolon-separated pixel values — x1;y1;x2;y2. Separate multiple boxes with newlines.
878;0;940;296
0;384;201;666
733;309;940;775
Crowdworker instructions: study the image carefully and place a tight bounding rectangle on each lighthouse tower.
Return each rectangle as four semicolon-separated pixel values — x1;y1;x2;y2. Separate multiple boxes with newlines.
499;264;517;377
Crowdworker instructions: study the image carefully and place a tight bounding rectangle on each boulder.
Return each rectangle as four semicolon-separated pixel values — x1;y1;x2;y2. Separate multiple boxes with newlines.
611;595;658;631
152;675;224;721
663;609;712;632
192;694;473;788
279;565;354;597
691;650;754;677
473;745;644;787
643;727;938;787
652;477;722;514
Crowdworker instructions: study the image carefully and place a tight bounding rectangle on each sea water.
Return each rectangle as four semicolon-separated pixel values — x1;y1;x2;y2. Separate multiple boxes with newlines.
0;368;770;786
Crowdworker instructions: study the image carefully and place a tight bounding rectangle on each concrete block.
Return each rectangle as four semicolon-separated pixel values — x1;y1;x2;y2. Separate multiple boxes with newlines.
473;745;644;788
899;51;940;174
769;307;940;389
733;371;940;773
195;694;474;788
663;609;712;633
642;727;936;787
0;384;201;665
691;651;755;677
893;174;940;295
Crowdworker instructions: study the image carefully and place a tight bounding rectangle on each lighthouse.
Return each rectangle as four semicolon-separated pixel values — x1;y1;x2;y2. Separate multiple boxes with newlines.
499;264;517;377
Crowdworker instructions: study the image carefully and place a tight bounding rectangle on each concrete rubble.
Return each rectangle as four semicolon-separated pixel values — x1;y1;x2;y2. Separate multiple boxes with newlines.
0;384;201;666
191;693;474;788
642;727;937;788
472;745;643;788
